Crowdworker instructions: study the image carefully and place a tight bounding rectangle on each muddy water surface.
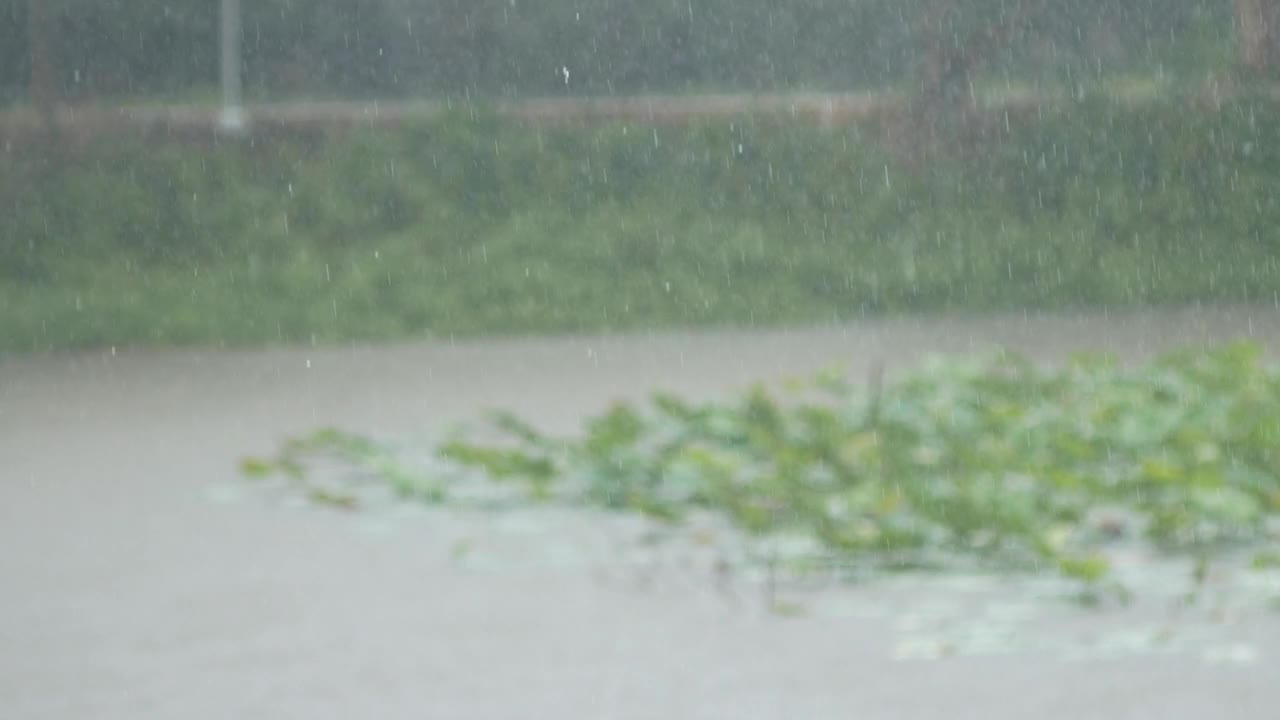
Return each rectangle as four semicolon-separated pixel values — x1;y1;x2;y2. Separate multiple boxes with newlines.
4;307;1280;719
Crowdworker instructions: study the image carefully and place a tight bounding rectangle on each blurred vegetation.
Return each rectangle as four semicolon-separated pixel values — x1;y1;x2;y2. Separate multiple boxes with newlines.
4;92;1280;351
0;0;1240;103
243;341;1280;595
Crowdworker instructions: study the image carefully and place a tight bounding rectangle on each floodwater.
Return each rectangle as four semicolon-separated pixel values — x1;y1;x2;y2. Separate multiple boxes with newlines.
4;307;1280;719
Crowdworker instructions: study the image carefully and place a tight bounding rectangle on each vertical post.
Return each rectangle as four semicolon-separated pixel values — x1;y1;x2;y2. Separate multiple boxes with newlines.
220;0;246;131
28;0;57;128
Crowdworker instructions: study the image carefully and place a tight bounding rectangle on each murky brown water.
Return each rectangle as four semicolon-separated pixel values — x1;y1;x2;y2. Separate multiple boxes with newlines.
4;307;1279;719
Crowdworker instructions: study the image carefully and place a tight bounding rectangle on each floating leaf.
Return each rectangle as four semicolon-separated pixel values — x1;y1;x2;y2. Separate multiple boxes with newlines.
242;342;1280;592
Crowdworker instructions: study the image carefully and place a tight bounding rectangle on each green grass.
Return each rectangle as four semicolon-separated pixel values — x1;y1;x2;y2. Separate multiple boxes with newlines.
4;94;1280;351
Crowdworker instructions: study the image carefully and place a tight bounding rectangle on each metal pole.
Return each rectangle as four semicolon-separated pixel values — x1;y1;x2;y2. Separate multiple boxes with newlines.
219;0;246;131
29;0;57;124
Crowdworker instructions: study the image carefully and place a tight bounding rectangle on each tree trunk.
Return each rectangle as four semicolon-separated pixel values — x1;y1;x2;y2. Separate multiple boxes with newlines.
1237;0;1280;71
894;0;1041;164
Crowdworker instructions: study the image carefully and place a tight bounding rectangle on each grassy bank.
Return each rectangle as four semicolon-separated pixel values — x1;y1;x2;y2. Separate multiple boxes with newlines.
4;94;1280;351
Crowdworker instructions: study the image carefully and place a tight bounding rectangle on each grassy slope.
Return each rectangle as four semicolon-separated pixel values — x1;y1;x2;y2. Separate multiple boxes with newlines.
3;94;1279;352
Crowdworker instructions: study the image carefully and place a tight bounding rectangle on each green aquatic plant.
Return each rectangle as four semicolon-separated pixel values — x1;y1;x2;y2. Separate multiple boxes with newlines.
241;426;447;505
242;342;1280;590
